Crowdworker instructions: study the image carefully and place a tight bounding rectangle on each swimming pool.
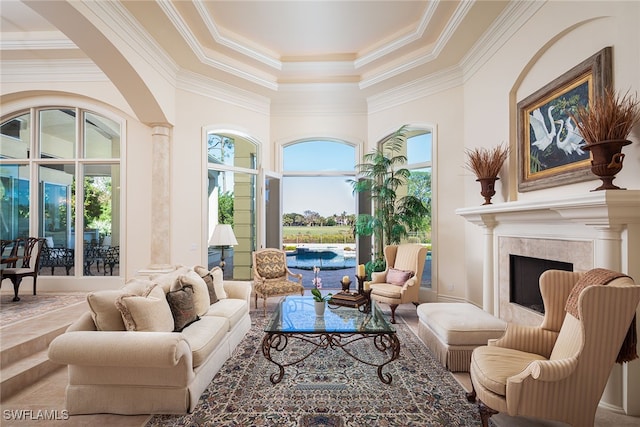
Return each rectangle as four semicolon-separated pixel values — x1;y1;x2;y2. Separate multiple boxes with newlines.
286;247;356;269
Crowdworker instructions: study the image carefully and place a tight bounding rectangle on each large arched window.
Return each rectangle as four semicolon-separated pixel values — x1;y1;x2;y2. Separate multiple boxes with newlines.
1;107;121;277
282;139;357;270
206;131;258;280
376;127;432;288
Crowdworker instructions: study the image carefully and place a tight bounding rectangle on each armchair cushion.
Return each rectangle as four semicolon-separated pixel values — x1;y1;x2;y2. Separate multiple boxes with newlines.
116;284;174;332
471;346;546;396
386;268;414;285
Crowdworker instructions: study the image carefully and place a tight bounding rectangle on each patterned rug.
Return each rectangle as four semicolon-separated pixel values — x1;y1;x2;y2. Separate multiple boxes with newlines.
147;315;481;426
0;293;86;327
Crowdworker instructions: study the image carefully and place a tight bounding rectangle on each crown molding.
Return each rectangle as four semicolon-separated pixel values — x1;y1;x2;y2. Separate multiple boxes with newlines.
0;31;77;50
1;59;107;83
271;83;367;116
359;0;473;90
80;1;179;85
192;0;281;70
158;0;278;91
366;65;463;114
355;0;439;68
459;0;545;82
176;69;270;115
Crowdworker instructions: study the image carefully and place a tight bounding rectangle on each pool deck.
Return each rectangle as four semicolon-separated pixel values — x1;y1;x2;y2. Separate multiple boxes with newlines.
289;267;355;290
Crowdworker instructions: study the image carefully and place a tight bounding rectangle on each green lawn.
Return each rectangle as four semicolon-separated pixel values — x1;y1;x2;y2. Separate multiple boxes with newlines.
283;225;354;245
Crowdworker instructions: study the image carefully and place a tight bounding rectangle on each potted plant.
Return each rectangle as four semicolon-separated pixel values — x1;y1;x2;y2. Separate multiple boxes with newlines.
570;87;640;190
311;266;331;316
464;143;509;205
350;125;430;277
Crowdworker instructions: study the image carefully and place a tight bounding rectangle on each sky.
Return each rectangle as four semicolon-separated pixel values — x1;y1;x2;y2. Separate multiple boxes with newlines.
282;141;355;217
280;133;432;218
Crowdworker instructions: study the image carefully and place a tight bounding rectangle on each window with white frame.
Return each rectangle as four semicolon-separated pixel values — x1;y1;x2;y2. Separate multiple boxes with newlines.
0;107;121;277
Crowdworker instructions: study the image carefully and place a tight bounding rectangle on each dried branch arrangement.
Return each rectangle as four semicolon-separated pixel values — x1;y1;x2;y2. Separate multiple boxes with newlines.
571;87;640;143
464;143;510;179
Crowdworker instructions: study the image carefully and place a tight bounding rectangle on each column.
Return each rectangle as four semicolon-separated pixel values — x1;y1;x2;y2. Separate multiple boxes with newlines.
482;217;497;314
150;125;171;265
592;225;632;414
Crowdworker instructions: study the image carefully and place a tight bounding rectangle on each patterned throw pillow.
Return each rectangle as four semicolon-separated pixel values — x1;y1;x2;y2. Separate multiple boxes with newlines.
177;270;210;316
386;268;414;286
166;284;200;332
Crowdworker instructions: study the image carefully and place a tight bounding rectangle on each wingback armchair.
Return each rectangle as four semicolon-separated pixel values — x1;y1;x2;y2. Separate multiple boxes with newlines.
467;269;640;427
369;244;428;323
252;248;304;315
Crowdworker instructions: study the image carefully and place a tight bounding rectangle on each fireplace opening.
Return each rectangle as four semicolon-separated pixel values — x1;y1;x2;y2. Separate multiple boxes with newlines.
509;255;573;314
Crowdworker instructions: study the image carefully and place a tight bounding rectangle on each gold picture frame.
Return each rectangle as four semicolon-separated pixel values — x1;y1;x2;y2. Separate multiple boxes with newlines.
517;47;612;192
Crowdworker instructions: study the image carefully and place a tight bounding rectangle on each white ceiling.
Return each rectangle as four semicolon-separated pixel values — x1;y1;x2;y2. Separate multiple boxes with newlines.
0;1;512;97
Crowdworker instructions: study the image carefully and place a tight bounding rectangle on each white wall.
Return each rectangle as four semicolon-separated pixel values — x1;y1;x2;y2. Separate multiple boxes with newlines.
460;0;640;305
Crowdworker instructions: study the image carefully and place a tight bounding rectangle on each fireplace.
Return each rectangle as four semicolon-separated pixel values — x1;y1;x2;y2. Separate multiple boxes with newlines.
509;255;573;314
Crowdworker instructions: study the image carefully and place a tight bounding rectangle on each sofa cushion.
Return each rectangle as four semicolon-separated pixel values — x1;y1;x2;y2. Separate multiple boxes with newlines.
86;290;127;331
194;265;218;304
86;278;154;331
166;283;200;332
205;299;248;331
386;268;414;285
210;267;227;299
116;284;174;332
180;316;229;368
150;266;190;293
177;270;210;316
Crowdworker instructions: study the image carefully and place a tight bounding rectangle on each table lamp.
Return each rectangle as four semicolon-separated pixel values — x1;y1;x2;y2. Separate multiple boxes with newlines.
209;224;238;272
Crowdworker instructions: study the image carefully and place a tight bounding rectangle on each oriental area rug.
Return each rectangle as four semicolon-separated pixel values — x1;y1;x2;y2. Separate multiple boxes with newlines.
147;314;481;427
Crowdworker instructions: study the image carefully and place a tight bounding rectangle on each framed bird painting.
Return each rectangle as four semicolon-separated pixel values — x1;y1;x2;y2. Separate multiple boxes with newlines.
517;47;612;191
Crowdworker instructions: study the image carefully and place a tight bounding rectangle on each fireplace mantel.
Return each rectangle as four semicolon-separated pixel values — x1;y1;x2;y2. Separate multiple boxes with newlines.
456;190;640;415
456;190;640;228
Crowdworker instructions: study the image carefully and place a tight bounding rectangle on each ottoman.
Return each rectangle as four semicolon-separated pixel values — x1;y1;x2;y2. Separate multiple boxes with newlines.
417;303;506;372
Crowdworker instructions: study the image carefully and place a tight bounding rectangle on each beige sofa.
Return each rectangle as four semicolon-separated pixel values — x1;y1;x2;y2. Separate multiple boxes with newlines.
48;265;252;415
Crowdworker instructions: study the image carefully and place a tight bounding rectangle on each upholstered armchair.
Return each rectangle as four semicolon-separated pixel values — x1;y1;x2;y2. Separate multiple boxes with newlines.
467;269;640;427
369;244;428;323
252;248;304;315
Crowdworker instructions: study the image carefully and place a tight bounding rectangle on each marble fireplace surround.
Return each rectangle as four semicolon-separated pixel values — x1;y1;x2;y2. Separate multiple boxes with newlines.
456;189;640;414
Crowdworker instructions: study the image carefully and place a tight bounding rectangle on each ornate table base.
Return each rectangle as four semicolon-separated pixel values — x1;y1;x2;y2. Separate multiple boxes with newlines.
261;331;400;384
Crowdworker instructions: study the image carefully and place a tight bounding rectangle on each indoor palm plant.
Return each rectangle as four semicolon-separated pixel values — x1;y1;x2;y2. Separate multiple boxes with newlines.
569;87;640;190
464;143;509;205
350;125;430;277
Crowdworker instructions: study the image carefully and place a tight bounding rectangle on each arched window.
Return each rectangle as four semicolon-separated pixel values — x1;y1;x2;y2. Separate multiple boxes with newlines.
1;107;121;277
206;131;258;280
375;127;432;288
282;139;357;271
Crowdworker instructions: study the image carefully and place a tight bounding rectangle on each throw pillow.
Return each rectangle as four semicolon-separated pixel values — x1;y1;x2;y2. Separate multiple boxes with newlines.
176;270;210;316
166;283;200;332
210;266;227;299
87;290;127;331
150;266;190;293
386;268;414;286
115;284;174;332
194;265;218;304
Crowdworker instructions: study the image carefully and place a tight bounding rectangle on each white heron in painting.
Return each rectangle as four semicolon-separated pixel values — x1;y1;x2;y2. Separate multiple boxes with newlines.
530;106;558;151
555;116;586;155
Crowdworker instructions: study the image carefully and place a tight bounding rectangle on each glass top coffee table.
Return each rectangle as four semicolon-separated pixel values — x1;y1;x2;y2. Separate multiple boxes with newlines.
262;296;400;384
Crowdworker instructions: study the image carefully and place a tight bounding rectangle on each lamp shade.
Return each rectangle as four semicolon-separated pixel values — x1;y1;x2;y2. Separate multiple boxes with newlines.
209;224;238;247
